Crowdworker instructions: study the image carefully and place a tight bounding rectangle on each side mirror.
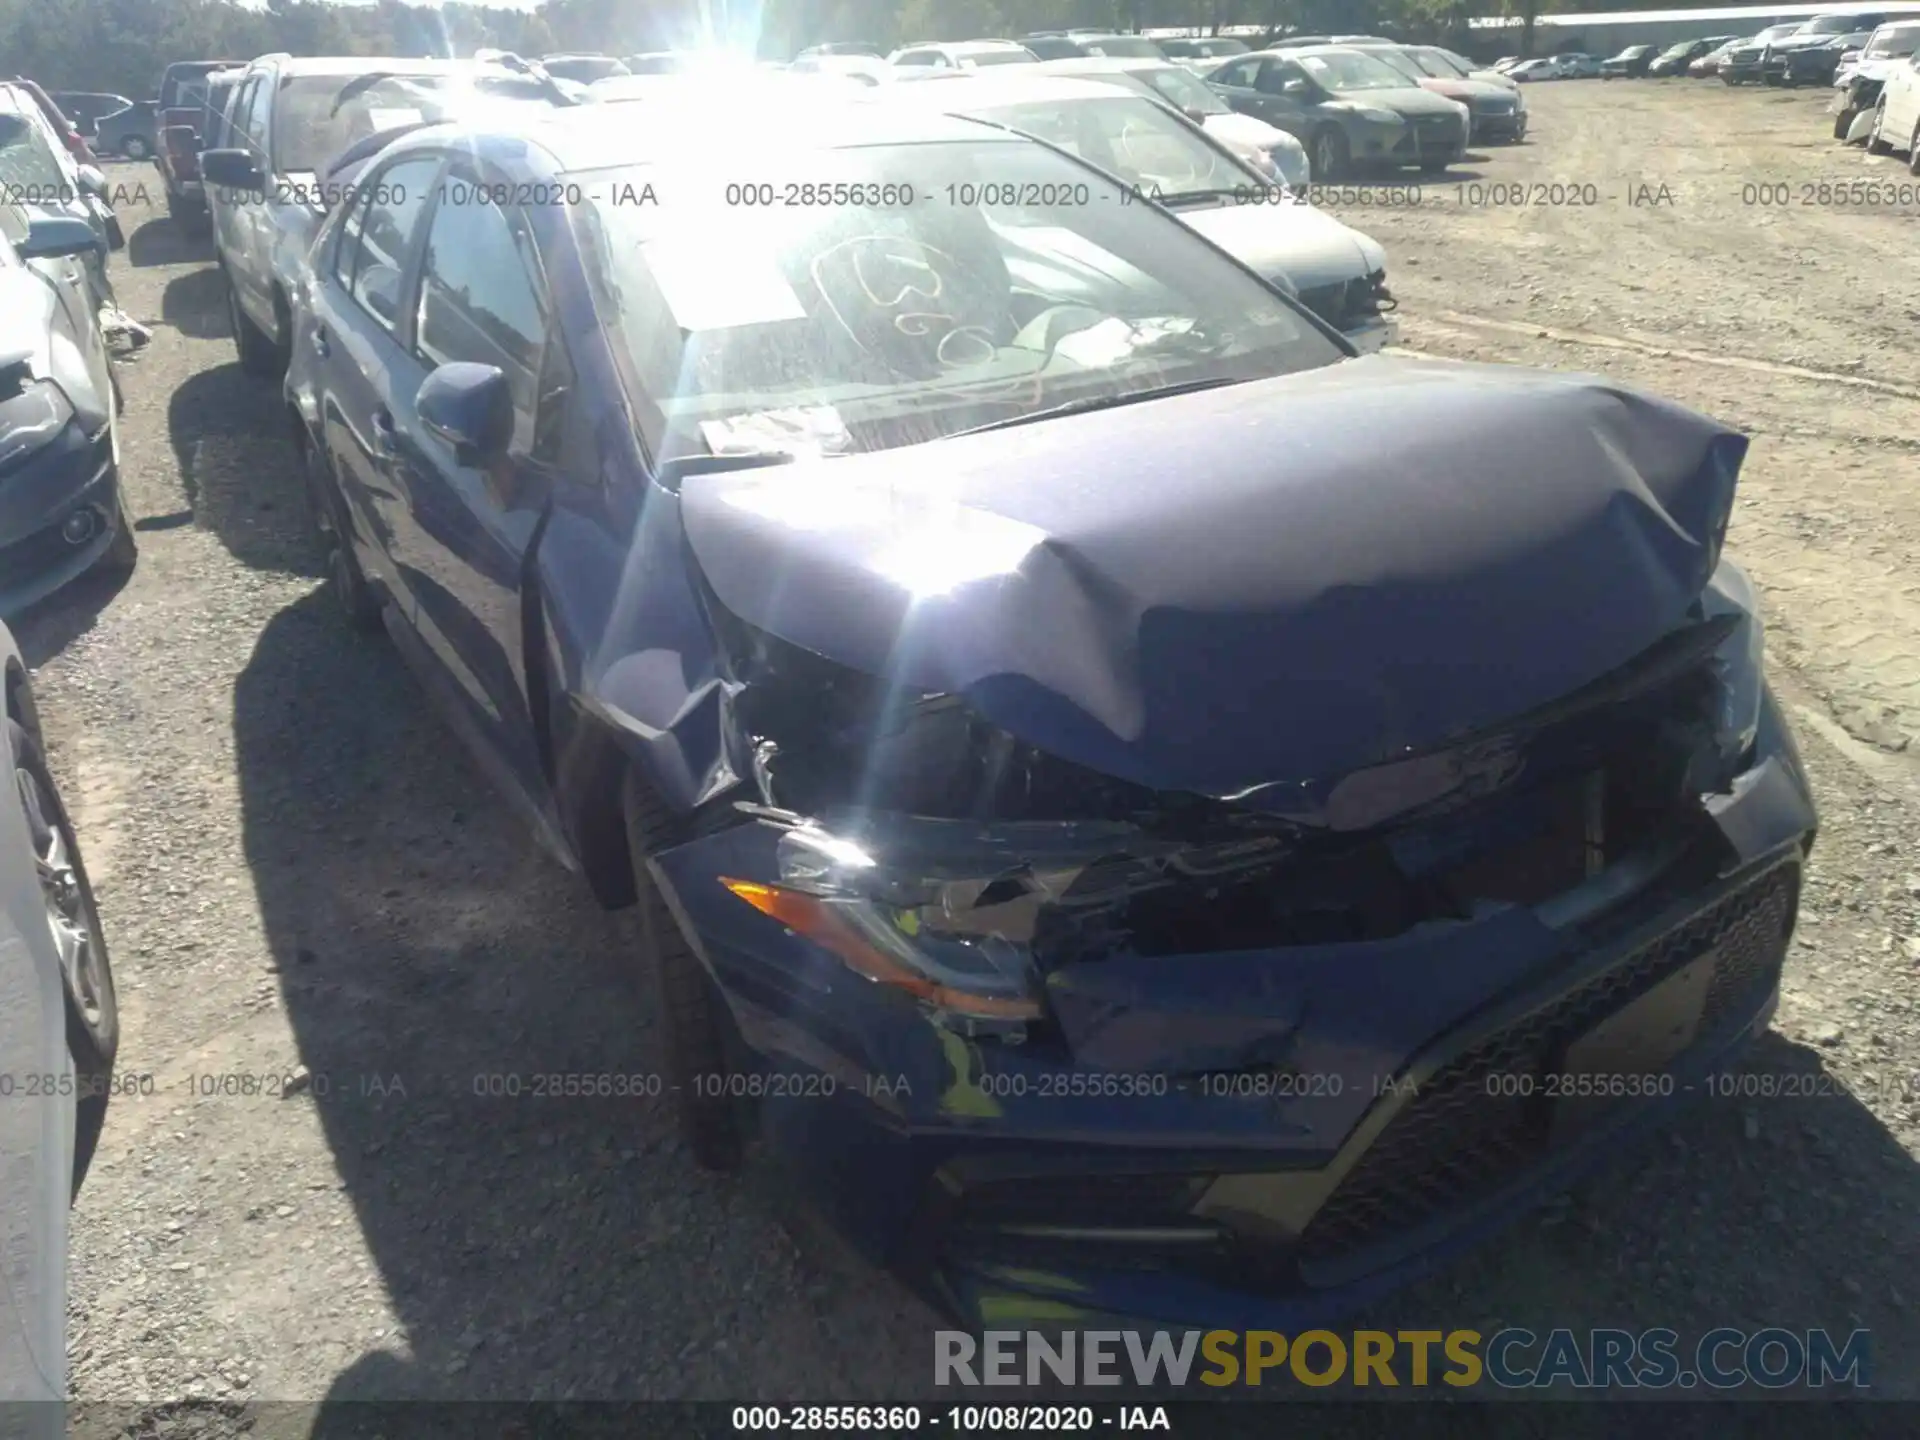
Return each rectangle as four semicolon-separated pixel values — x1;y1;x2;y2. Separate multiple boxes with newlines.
17;214;101;260
75;165;108;199
1282;77;1312;95
417;363;514;467
200;148;264;191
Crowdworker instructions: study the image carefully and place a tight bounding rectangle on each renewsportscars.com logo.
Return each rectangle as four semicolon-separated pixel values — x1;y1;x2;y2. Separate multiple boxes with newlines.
935;1328;1871;1390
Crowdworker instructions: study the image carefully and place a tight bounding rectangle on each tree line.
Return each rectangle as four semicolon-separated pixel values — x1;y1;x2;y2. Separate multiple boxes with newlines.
0;0;1724;102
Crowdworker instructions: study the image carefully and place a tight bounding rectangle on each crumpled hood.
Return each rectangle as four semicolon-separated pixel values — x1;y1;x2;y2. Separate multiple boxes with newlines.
0;263;107;426
681;356;1746;800
1180;200;1381;293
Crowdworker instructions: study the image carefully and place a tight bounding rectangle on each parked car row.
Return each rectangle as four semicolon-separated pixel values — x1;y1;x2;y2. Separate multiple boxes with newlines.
68;40;1809;1337
1830;17;1920;151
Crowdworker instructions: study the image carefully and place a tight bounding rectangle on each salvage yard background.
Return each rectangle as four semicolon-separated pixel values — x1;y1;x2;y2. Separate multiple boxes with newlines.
30;77;1920;1415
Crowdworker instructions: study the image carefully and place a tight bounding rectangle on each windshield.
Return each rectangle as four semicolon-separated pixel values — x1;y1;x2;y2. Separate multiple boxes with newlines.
574;136;1339;462
1083;38;1164;58
966;94;1249;197
1361;48;1429;83
1797;16;1856;37
1138;66;1228;113
1199;39;1248;56
273;72;555;174
1867;24;1920;54
1658;43;1696;59
961;49;1037;67
1293;50;1412;91
0;113;68;198
1410;47;1470;77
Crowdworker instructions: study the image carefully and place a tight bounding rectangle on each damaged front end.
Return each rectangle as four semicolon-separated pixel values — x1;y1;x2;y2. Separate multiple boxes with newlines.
640;361;1816;1326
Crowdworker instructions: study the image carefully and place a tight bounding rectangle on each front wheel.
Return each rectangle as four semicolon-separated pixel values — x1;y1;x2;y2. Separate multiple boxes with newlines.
301;441;382;633
1868;100;1893;154
1419;157;1451;173
10;719;118;1200
1907;119;1920;174
623;771;746;1171
121;136;150;161
1834;106;1859;140
226;269;278;377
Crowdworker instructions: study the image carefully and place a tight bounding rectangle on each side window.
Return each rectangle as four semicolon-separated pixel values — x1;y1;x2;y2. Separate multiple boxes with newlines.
895;50;932;66
1216;58;1260;88
414;174;551;454
335;156;440;331
241;74;272;159
1255;60;1300;95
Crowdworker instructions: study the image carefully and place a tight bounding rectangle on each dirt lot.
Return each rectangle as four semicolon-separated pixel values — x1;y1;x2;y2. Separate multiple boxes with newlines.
24;76;1920;1425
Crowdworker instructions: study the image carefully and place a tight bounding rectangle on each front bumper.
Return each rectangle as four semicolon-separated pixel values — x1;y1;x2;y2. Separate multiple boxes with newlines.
653;692;1816;1330
0;420;122;615
1777;52;1841;85
1386;118;1469;165
1471;110;1527;141
1721;55;1765;82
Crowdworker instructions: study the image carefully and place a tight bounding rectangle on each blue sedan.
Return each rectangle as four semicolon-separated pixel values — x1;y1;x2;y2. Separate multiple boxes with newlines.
283;96;1814;1331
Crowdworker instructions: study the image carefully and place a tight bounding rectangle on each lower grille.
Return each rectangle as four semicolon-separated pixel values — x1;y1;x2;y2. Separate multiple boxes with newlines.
1297;860;1797;1264
957;1172;1214;1228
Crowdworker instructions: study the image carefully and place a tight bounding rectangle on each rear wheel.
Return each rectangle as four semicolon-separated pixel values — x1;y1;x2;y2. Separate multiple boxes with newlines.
10;718;118;1200
121;136;150;161
1311;126;1349;182
623;770;745;1171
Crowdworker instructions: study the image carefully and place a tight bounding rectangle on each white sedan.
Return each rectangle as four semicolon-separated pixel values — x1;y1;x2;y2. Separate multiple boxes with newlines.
1867;47;1920;167
1508;58;1569;81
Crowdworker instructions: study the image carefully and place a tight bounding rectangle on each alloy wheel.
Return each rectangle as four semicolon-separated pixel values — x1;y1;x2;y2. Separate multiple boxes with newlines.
16;763;107;1031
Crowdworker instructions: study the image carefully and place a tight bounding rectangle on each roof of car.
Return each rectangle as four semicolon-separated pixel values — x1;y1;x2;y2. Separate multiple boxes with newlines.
414;91;1024;172
880;71;1154;106
1032;54;1181;74
253;56;507;79
900;39;1033;53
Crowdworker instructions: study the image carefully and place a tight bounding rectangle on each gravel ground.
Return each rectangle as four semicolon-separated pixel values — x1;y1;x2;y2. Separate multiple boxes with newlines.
22;76;1920;1426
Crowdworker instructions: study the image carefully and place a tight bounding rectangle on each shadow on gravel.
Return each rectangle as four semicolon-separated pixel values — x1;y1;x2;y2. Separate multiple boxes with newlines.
127;216;212;269
229;592;917;1402
167;366;322;578
8;563;132;667
161;266;229;339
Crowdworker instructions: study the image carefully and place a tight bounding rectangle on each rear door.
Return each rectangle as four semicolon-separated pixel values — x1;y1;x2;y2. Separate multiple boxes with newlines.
313;152;445;609
226;73;278;334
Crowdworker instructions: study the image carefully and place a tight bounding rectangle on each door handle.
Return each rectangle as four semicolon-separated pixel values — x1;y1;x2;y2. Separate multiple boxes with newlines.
370;408;398;459
310;325;329;358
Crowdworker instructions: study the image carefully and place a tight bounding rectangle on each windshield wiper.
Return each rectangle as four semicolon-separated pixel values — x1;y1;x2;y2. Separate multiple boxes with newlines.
945;376;1244;439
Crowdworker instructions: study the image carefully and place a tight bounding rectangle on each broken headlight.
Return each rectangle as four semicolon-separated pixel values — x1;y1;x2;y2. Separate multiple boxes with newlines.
722;823;1059;1033
1702;558;1764;767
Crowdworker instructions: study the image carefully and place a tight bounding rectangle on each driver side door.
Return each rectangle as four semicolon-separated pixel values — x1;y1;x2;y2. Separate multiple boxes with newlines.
1244;59;1319;142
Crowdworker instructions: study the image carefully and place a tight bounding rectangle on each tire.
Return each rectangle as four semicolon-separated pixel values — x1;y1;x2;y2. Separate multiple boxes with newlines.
1311;126;1349;182
9;718;118;1201
1868;100;1893;155
1834;106;1859;140
1908;119;1920;175
98;483;137;577
302;441;382;633
1419;157;1451;173
622;770;745;1171
226;268;277;377
121;136;150;161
